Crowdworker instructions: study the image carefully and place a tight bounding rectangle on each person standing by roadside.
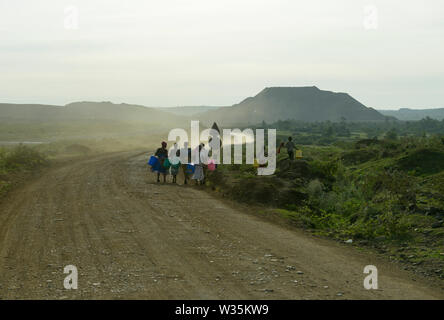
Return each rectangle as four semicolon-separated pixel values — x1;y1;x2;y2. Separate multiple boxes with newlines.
285;136;296;161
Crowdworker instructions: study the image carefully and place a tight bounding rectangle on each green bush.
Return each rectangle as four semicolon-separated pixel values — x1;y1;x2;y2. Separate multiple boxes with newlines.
397;148;444;175
0;145;47;196
0;145;47;171
308;160;339;186
341;149;376;165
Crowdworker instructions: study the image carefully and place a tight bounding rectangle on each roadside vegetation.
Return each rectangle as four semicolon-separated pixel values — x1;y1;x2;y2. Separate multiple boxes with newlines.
0;145;48;196
206;120;444;279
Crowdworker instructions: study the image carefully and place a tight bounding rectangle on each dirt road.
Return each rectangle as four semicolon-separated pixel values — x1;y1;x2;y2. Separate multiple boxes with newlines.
0;151;442;299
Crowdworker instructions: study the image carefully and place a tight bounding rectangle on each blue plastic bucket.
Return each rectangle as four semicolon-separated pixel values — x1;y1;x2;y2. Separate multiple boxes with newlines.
186;164;195;174
148;155;158;166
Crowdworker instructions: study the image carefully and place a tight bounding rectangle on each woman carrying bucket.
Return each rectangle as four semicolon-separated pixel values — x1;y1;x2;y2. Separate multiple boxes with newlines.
153;141;168;183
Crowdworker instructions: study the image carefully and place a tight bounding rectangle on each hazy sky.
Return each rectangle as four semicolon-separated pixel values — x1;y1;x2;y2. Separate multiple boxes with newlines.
1;0;443;109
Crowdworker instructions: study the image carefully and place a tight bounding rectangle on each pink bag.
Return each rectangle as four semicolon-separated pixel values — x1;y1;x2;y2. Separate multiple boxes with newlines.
207;159;216;171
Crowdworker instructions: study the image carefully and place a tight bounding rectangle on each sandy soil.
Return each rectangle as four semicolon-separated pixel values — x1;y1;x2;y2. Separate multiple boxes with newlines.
0;151;443;299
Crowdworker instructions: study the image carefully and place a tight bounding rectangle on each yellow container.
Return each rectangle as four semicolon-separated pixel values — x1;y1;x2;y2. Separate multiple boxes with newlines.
296;150;303;159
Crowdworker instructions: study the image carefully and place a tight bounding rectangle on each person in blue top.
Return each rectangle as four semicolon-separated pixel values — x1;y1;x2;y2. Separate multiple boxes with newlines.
154;141;168;183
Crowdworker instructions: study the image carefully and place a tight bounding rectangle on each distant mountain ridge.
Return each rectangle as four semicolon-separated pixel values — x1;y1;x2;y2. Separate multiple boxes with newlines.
0;103;64;121
199;86;387;125
156;106;221;117
1;87;389;127
379;108;444;121
0;101;182;124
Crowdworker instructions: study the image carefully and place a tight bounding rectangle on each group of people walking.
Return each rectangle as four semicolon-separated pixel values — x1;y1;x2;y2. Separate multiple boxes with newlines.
150;136;300;184
150;141;208;185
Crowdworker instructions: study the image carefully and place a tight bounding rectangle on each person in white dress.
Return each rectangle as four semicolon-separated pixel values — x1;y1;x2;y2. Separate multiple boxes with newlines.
192;143;206;184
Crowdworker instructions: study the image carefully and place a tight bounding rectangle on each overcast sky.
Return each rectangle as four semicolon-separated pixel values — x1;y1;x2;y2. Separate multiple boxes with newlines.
1;0;443;109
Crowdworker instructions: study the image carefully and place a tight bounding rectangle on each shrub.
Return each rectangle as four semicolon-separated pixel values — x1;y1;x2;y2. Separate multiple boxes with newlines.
0;145;47;197
308;160;339;185
307;179;323;198
396;148;444;175
341;149;376;165
2;145;47;171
